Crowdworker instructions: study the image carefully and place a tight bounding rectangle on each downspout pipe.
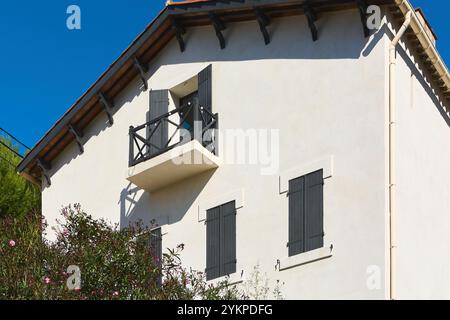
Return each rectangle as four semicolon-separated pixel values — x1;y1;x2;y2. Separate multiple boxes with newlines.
389;10;412;301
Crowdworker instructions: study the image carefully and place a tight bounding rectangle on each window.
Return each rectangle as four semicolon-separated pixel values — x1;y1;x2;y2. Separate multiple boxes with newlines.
206;201;237;281
288;169;324;257
144;64;213;160
179;91;199;142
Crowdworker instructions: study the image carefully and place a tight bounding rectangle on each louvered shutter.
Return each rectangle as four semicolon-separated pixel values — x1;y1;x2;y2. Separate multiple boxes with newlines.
149;90;169;156
198;65;214;150
288;176;306;256
149;228;162;286
221;201;237;276
206;206;221;281
305;170;324;252
198;65;212;117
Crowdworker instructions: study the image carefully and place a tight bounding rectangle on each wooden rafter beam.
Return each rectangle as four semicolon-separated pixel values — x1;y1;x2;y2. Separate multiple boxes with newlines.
68;123;84;154
304;3;318;41
133;56;149;91
356;0;370;38
36;158;51;186
209;12;226;49
19;171;41;188
254;7;271;45
98;92;114;125
170;16;186;52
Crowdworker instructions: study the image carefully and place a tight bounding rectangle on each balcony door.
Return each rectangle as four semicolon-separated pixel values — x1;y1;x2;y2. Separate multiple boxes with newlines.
179;91;199;144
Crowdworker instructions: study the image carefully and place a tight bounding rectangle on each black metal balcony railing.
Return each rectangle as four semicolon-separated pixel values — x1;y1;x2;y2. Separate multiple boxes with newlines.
129;104;218;167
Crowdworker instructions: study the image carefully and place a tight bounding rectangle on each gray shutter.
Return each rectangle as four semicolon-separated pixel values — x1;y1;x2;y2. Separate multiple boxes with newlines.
150;228;162;286
150;228;162;265
198;65;212;115
198;65;215;152
288;176;305;256
221;201;236;276
305;170;324;252
206;206;221;281
149;90;169;156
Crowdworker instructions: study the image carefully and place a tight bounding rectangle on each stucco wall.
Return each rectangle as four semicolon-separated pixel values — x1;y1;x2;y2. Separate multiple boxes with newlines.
42;9;389;299
394;34;450;299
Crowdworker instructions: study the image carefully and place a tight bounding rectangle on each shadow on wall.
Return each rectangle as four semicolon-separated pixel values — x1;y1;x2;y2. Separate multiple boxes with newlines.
42;9;380;191
148;11;377;71
397;46;450;128
383;23;450;127
119;170;216;229
41;77;145;191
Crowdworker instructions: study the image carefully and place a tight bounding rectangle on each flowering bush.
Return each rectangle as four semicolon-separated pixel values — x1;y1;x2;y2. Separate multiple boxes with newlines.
0;205;243;300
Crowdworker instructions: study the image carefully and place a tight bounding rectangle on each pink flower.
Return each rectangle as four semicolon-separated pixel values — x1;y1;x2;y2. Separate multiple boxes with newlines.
74;288;81;293
44;277;51;284
62;228;69;236
112;291;119;297
8;240;16;247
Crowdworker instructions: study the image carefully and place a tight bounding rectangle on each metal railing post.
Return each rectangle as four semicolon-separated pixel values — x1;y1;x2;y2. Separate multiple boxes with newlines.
129;126;134;167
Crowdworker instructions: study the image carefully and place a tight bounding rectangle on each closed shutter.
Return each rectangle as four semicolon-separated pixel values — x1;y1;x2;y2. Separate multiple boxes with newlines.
206;206;221;281
288;176;306;256
150;228;162;286
305;170;324;252
206;200;237;280
221;201;237;276
149;90;169;156
150;228;162;265
287;170;324;257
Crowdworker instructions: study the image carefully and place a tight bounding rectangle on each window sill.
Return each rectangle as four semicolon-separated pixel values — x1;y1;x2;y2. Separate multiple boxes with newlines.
207;271;245;286
278;244;333;272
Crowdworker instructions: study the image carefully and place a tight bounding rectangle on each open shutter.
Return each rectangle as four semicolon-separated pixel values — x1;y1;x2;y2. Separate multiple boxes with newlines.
305;170;324;252
198;65;212;116
288;176;305;256
149;90;169;156
206;206;221;281
198;65;214;151
221;201;237;276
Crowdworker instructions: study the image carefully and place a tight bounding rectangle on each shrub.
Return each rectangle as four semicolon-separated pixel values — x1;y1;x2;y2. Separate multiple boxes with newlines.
0;205;243;300
0;137;41;218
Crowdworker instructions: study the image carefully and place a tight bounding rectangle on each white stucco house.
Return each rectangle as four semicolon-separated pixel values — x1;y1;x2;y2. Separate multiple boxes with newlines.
17;0;450;299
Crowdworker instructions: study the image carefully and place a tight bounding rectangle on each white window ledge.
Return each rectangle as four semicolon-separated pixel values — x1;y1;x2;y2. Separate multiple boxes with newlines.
207;270;246;287
278;244;333;272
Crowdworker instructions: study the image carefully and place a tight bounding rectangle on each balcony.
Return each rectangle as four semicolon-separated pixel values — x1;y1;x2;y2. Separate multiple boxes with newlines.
127;102;219;192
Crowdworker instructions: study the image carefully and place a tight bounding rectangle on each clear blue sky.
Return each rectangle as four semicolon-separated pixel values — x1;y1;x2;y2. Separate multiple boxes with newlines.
0;0;448;149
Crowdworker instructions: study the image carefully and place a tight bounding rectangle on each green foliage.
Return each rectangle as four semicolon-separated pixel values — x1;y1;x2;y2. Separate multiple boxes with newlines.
0;137;40;218
0;205;245;300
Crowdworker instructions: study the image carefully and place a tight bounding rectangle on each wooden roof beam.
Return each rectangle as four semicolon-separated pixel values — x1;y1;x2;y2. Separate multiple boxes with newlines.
98;92;114;125
304;3;318;41
171;16;186;52
36;158;51;187
133;56;149;91
356;0;370;38
254;7;271;45
209;12;227;49
68;123;84;154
